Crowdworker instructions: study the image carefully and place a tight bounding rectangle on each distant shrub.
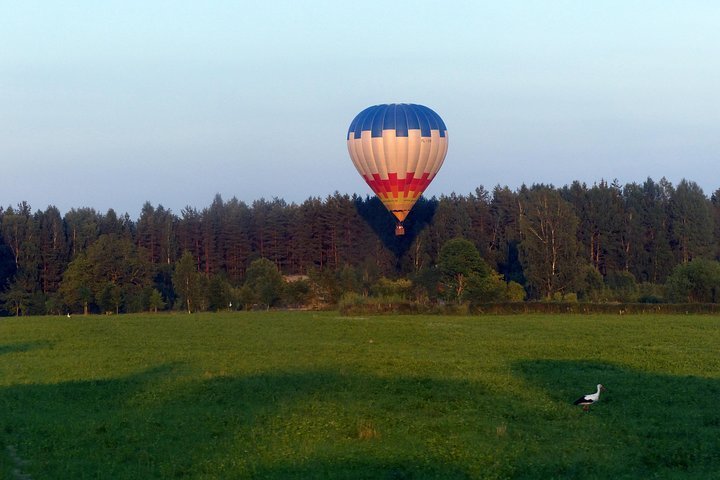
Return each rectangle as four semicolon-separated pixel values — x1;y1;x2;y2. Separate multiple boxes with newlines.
470;302;720;315
577;265;604;302
637;282;665;303
464;272;506;305
338;292;365;311
563;292;578;303
548;292;577;303
665;259;720;303
338;294;421;315
427;302;471;315
605;270;639;302
283;279;312;308
371;278;413;298
506;281;526;302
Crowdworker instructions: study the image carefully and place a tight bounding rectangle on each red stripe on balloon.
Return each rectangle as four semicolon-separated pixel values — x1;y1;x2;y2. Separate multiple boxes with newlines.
366;172;434;200
389;173;399;198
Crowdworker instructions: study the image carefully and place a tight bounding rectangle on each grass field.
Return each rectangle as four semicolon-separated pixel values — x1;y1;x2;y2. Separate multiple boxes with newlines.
1;312;719;479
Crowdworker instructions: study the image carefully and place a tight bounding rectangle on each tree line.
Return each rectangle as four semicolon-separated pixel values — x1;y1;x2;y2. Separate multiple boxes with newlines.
2;177;720;315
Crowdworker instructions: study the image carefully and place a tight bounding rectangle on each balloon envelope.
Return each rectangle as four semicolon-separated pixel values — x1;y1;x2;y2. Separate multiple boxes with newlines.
347;103;448;223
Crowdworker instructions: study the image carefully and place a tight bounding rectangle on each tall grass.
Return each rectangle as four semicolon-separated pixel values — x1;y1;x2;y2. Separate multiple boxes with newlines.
1;312;718;479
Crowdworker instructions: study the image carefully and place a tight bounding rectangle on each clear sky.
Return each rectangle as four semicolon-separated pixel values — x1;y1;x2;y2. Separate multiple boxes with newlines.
2;1;719;217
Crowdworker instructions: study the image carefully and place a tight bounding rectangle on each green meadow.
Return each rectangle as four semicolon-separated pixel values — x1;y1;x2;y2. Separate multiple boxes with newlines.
1;312;719;479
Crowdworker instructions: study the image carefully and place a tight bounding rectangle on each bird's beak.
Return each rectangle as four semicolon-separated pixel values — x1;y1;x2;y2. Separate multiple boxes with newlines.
601;386;607;392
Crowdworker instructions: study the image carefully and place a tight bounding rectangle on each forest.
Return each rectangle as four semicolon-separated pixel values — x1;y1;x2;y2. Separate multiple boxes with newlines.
2;177;720;316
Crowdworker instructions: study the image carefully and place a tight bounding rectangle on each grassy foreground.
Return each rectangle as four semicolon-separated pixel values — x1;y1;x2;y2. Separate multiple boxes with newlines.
1;312;719;479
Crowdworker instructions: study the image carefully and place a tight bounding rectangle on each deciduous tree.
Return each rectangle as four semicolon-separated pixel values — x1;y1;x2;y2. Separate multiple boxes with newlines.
173;250;201;313
244;258;283;308
519;187;580;299
665;259;720;303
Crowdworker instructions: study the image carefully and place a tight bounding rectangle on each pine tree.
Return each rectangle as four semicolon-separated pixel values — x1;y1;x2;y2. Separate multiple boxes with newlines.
137;202;160;264
64;208;101;258
223;198;252;283
37;206;69;295
489;186;523;282
668;179;714;264
623;178;675;283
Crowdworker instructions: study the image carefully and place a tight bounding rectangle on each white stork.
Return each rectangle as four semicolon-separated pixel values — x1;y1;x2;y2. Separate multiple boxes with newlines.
573;384;606;411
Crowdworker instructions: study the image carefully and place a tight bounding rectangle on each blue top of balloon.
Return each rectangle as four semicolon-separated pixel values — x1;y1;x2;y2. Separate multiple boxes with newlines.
347;103;447;140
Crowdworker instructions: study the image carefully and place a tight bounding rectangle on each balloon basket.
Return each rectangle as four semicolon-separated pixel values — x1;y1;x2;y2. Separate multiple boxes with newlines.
395;224;405;236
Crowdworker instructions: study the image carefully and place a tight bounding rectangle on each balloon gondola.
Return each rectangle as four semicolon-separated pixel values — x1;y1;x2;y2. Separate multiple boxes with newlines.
346;103;448;235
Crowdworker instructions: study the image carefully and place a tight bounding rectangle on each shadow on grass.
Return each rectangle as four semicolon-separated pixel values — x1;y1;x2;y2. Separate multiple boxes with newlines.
0;367;489;479
513;359;720;478
2;362;719;479
0;341;54;355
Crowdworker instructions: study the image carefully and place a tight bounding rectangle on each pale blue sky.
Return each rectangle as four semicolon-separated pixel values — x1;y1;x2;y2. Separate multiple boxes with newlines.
2;1;719;216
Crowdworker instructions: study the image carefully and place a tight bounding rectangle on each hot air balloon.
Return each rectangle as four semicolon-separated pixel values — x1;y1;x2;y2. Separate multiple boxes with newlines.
347;103;448;235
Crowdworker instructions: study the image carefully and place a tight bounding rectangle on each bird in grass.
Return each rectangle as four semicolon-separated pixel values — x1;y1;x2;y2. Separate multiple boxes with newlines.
573;384;606;411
